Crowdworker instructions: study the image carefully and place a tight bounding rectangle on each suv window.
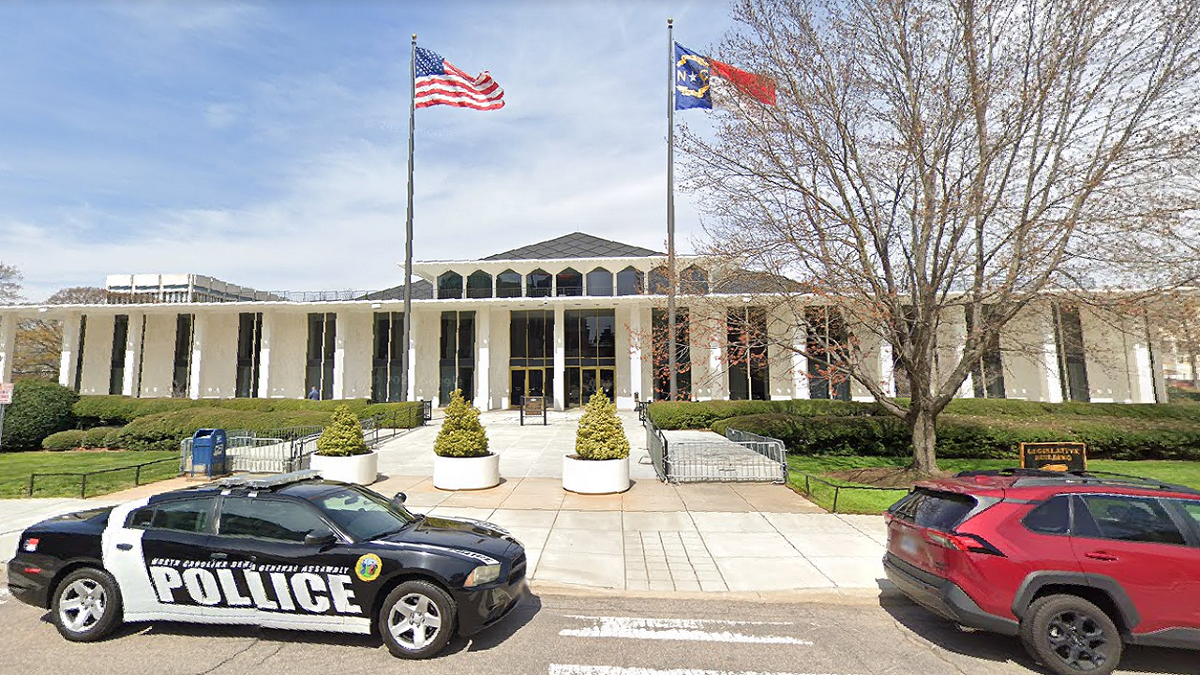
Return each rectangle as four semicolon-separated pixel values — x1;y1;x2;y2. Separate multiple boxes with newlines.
1179;502;1200;535
1023;495;1070;535
128;497;214;534
218;497;328;543
1077;495;1186;545
890;489;977;531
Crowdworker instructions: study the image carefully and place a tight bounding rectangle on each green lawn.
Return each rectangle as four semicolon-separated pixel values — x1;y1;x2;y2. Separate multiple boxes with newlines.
0;451;179;499
787;455;1200;514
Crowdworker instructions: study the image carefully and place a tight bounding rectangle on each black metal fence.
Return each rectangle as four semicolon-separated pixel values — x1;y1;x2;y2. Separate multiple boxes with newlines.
27;457;180;498
791;471;909;513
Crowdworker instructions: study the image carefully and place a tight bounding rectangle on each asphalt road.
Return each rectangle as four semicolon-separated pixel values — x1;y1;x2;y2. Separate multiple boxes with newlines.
1;580;1194;675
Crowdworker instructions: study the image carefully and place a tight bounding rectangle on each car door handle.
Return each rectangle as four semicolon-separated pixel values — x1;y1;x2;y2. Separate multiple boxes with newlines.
1084;551;1119;562
116;543;132;551
210;552;228;560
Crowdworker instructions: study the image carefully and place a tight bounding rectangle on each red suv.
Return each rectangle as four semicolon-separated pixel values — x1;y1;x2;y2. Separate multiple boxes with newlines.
884;469;1200;675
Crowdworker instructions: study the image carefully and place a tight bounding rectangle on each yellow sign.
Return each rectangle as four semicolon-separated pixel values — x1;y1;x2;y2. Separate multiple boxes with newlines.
355;553;382;582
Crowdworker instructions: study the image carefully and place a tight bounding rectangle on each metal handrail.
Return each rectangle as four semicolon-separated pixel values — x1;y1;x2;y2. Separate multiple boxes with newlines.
28;457;179;498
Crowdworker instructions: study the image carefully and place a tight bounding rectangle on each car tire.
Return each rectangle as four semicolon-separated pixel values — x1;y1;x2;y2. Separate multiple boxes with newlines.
1019;594;1122;675
378;580;457;659
51;567;123;642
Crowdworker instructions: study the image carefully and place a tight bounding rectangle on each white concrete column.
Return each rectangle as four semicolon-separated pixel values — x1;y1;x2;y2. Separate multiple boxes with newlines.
332;310;347;400
58;313;82;389
792;321;810;399
122;312;145;397
626;306;643;407
706;306;727;400
257;310;274;398
0;315;16;383
880;338;896;398
1040;311;1064;403
406;310;420;402
937;309;974;398
475;308;491;409
188;312;207;400
553;304;565;410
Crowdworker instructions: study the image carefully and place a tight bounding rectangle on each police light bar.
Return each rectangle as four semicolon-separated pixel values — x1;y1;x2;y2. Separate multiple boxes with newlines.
216;469;322;490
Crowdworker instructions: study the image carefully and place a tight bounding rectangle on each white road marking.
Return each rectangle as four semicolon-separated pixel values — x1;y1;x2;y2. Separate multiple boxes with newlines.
550;666;847;675
559;616;813;645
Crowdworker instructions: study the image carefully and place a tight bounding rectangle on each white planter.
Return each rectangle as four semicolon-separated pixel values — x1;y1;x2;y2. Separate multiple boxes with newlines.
434;453;501;491
562;455;630;495
310;452;379;485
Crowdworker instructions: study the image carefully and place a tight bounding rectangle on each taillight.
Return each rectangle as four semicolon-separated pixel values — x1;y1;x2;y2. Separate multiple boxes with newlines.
924;530;1006;556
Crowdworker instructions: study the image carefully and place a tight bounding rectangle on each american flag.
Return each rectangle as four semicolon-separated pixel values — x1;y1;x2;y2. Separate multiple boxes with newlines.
414;47;505;111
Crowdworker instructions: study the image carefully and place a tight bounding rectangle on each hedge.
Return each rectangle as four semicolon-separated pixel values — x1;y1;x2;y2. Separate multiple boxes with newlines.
649;398;1200;430
72;396;400;427
1;380;79;451
710;412;1200;461
42;429;86;451
83;426;121;449
110;401;425;452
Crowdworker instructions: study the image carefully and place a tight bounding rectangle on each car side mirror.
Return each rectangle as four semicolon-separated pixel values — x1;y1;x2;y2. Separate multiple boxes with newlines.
392;492;407;506
304;528;337;547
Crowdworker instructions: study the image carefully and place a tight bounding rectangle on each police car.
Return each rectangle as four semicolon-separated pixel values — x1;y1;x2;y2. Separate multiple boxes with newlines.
6;470;527;659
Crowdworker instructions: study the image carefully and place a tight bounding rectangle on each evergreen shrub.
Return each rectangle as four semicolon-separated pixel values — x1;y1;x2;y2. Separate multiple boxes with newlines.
575;392;630;461
316;405;370;457
433;390;489;458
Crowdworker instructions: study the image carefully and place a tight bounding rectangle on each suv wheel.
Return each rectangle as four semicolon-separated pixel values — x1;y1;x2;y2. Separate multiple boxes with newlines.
378;580;456;659
1019;594;1122;675
51;567;123;642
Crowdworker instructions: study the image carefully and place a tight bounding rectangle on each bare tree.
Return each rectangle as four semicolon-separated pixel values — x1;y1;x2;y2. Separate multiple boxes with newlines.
0;263;22;304
13;287;108;381
686;0;1200;472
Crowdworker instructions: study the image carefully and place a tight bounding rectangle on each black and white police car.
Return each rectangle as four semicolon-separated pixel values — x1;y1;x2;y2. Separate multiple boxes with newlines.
6;470;527;659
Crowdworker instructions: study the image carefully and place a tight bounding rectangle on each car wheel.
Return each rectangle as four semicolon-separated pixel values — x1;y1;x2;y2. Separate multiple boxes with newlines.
51;567;123;642
378;580;456;659
1019;594;1122;675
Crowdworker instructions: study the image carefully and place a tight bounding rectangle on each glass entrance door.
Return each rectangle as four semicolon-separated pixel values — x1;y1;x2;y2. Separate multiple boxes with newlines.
566;367;615;407
510;367;552;407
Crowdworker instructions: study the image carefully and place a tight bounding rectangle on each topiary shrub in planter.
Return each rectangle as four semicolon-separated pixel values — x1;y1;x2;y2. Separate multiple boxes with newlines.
1;380;78;451
310;405;377;485
564;392;631;494
433;389;498;490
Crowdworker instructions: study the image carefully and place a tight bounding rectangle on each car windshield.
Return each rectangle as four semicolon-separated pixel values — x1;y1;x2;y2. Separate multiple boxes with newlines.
310;486;415;542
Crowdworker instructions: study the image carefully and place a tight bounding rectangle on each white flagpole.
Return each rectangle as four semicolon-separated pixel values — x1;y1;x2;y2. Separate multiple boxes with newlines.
667;18;678;401
400;34;416;402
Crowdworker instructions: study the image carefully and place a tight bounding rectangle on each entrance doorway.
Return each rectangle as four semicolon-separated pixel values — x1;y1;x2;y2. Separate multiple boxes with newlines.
510;367;553;407
566;367;615;408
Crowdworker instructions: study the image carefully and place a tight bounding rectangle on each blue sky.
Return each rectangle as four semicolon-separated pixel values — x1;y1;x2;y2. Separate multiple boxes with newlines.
0;0;733;301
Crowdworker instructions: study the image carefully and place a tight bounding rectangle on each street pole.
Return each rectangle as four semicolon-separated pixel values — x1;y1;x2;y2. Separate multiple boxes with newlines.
666;18;678;401
400;33;417;402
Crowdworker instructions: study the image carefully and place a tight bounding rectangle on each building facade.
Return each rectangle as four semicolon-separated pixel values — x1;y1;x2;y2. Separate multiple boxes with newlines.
0;233;1169;408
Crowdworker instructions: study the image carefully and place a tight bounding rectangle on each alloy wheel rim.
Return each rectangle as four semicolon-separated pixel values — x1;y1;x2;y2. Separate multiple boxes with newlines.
1045;610;1109;672
388;592;442;650
59;579;107;633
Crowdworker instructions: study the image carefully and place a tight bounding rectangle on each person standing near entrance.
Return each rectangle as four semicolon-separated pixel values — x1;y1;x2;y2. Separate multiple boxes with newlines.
307;386;320;400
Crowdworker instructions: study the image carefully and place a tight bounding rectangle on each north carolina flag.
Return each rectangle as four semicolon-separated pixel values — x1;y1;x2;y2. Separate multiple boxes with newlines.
674;42;776;111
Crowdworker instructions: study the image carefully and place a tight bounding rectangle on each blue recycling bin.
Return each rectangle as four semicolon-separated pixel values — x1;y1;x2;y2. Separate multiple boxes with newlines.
190;428;228;477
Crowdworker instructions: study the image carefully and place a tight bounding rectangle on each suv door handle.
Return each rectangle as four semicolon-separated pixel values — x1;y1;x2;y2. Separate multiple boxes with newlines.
210;552;228;560
1084;551;1119;562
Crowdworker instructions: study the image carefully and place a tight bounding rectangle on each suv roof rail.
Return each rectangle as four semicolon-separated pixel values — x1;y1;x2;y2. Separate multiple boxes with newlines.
954;467;1200;496
215;469;322;490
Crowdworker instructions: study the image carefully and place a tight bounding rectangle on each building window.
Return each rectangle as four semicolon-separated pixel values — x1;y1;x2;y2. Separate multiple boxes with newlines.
509;310;554;407
372;312;405;402
806;306;850;401
681;265;709;295
109;314;129;395
565;309;616;407
439;311;475;406
172;314;192;397
306;313;336;400
1054;304;1090;402
74;316;88;393
616;266;644;296
965;306;1006;399
527;269;552;297
652;308;691;400
586;267;613;296
437;272;463;299
556;268;583;297
497;270;522;298
235;313;263;398
649;266;670;294
466;270;493;299
728;307;770;400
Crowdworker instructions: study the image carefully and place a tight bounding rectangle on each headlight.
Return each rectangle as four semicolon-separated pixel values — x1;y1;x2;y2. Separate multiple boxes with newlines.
464;564;502;587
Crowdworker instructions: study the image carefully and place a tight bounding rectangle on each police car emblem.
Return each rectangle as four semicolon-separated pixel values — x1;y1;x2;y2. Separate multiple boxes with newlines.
355;553;382;582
